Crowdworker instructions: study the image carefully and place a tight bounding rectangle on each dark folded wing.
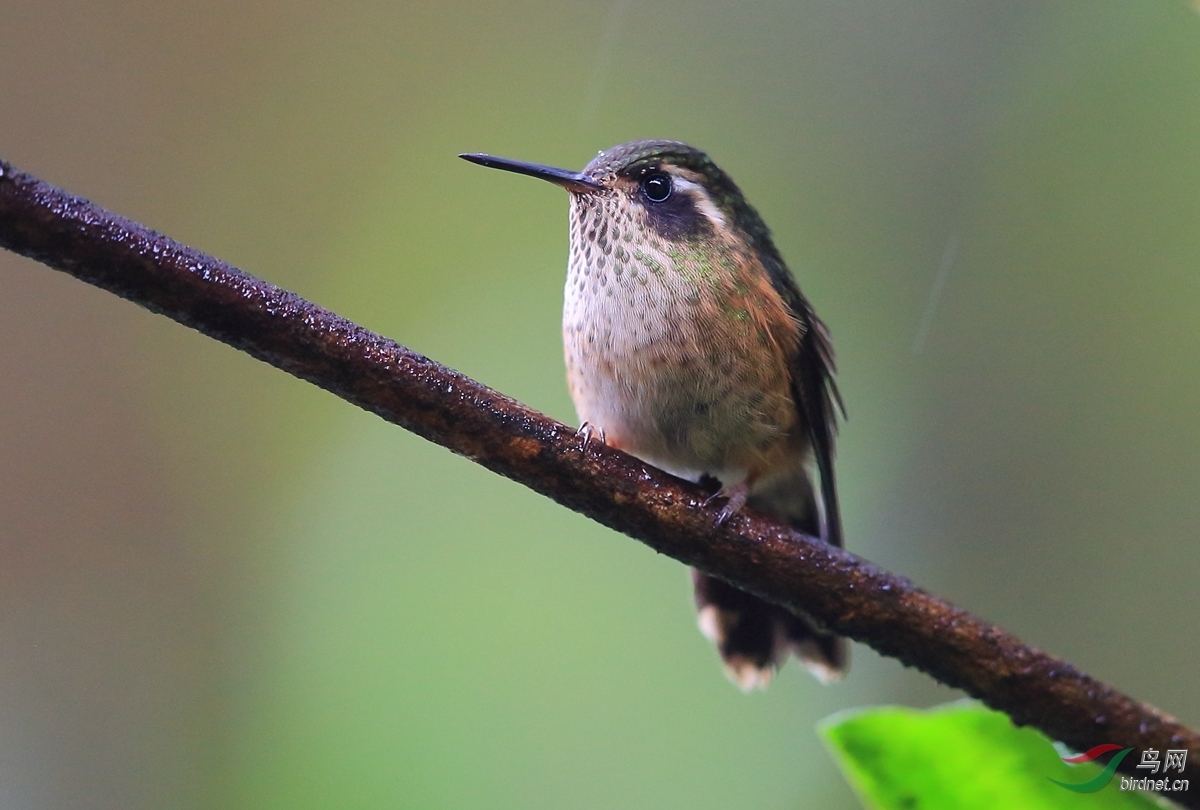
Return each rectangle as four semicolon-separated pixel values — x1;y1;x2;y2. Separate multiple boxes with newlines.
765;261;845;549
791;297;844;548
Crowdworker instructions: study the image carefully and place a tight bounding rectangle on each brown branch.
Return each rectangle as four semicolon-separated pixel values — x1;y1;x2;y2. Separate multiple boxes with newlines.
1;158;1195;805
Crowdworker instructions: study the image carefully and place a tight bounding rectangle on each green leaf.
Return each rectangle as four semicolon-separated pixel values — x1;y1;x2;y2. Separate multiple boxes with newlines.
818;702;1165;810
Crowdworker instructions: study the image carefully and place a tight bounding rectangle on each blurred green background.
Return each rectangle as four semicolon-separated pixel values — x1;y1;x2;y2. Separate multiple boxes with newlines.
2;1;1199;808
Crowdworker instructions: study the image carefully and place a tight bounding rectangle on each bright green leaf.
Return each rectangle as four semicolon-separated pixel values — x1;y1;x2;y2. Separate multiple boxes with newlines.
818;702;1166;810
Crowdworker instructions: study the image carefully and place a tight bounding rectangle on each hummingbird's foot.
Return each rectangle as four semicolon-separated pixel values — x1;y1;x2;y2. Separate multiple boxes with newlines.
707;480;751;526
576;421;606;453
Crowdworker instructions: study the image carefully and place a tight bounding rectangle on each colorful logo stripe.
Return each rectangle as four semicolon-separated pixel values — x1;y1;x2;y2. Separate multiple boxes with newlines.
1061;744;1126;764
1050;746;1134;793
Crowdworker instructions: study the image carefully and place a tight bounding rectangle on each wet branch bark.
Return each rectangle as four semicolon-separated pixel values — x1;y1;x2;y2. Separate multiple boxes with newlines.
1;159;1196;806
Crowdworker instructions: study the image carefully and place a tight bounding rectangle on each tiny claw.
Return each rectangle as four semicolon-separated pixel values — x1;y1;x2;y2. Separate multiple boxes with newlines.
576;421;606;453
706;480;750;525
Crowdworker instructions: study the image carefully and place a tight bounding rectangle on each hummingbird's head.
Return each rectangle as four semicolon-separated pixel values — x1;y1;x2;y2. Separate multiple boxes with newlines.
460;140;784;270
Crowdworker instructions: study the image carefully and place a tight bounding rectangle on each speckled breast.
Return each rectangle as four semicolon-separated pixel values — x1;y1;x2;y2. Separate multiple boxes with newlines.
561;196;803;484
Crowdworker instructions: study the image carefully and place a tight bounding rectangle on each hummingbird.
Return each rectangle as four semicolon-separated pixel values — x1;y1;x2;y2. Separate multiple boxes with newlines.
461;140;846;689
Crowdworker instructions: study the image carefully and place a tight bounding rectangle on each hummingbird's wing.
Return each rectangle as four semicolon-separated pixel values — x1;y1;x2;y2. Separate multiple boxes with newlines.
792;301;845;549
766;265;845;549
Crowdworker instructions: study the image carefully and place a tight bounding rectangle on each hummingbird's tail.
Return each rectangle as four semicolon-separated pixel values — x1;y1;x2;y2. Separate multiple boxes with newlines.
692;570;847;690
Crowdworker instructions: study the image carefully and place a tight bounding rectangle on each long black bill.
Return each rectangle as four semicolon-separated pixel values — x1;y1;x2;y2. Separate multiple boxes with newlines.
459;153;602;194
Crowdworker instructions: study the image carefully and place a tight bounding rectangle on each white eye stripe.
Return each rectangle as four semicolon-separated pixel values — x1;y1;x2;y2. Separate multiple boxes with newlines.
668;176;728;231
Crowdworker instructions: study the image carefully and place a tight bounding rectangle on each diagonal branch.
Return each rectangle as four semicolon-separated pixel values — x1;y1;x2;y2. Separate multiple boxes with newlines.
1;159;1195;806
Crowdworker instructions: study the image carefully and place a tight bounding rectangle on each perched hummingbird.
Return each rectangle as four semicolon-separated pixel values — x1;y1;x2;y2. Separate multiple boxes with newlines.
461;140;846;689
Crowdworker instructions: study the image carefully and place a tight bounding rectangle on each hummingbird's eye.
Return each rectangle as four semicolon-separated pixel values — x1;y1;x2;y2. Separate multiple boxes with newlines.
641;172;672;203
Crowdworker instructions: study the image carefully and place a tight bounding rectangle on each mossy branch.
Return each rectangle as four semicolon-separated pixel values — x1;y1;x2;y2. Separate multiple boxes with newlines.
1;159;1195;807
